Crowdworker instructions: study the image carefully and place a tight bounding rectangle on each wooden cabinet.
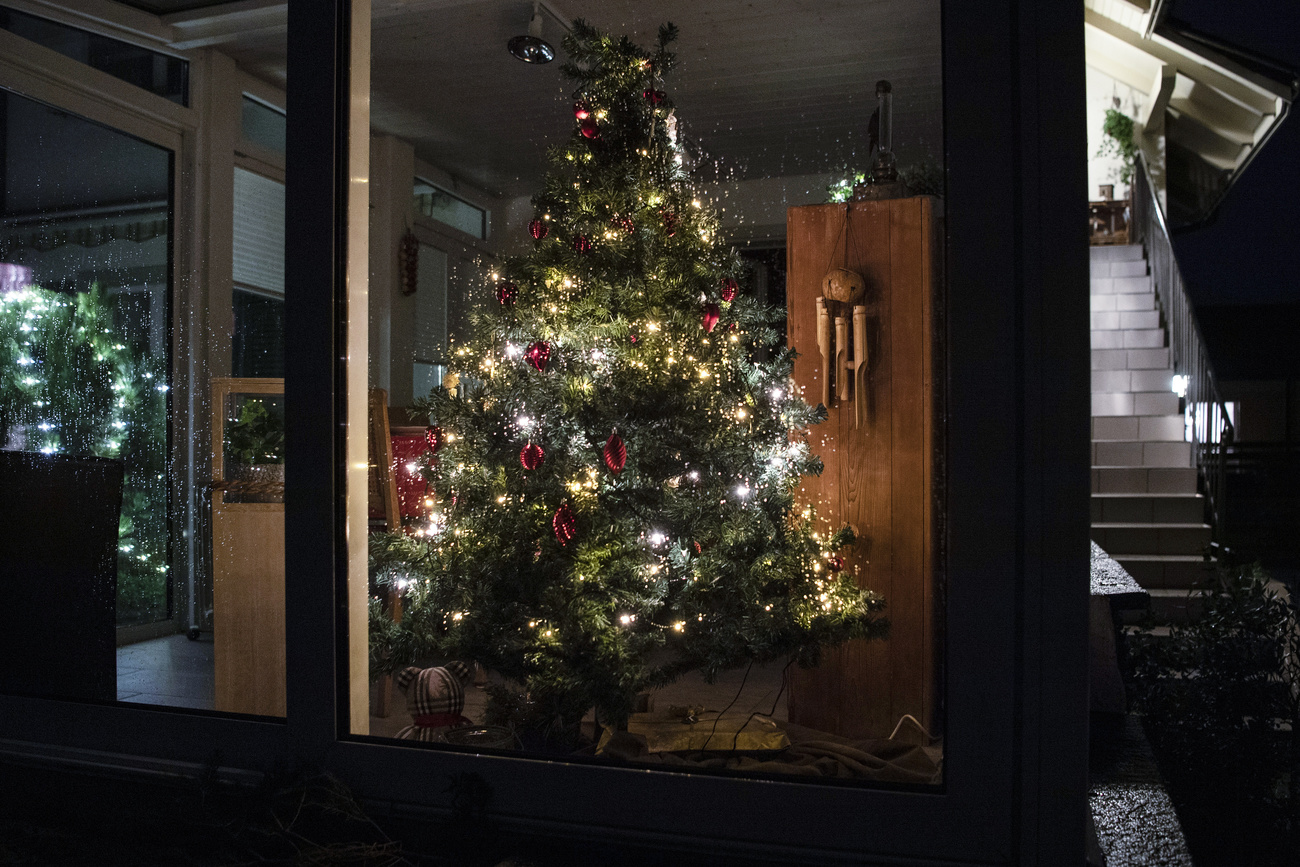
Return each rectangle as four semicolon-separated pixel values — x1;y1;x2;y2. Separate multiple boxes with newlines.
785;197;942;739
210;377;285;716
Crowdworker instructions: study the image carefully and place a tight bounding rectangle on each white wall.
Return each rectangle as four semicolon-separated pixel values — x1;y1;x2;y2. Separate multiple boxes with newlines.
1086;64;1144;200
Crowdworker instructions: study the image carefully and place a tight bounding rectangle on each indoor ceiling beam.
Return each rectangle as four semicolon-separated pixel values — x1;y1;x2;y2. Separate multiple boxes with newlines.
164;0;286;51
3;0;179;52
1136;63;1174;134
1086;7;1286;113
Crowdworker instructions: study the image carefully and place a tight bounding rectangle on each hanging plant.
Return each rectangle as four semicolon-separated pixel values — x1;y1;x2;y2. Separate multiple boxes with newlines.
1098;108;1138;188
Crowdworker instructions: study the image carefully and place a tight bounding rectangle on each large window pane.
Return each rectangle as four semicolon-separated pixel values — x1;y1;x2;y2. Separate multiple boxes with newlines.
351;5;945;783
0;88;175;699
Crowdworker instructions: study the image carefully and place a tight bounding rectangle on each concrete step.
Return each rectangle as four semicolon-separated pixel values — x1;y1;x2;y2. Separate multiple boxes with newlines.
1092;275;1153;295
1091;522;1212;556
1090;309;1161;331
1091;347;1170;370
1091;493;1206;524
1092;440;1193;468
1090;244;1145;262
1091;369;1175;393
1111;554;1213;589
1092;466;1198;494
1092;415;1184;442
1089;258;1148;278
1092;292;1157;312
1146;587;1206;622
1092;391;1180;417
1090;328;1166;350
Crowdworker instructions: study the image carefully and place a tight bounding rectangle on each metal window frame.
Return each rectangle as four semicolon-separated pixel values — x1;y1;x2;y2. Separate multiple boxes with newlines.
0;1;1091;863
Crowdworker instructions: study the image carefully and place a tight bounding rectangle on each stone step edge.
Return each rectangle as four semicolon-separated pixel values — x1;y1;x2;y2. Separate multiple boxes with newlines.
1091;522;1212;531
1091;493;1204;499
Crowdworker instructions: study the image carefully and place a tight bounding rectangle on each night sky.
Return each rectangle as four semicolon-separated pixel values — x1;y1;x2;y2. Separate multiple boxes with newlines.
1166;0;1300;308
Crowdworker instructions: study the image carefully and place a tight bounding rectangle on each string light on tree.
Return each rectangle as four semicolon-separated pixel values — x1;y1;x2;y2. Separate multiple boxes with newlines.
368;20;885;743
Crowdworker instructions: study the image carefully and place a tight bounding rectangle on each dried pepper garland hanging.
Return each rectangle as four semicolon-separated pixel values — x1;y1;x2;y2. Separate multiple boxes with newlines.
399;228;420;296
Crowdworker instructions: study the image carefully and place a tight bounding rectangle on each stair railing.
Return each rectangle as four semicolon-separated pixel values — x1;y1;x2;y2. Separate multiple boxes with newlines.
1130;155;1235;539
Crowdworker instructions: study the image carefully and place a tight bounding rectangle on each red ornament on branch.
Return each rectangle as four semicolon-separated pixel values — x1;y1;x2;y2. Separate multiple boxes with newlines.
520;443;545;471
642;88;666;105
496;281;519;306
661;210;679;237
612;215;635;235
553;502;577;545
525;341;551;372
573;100;591;120
573;235;592;254
827;556;845;573
721;277;738;303
425;425;444;454
702;302;721;333
580;117;600;139
603;430;627;474
528;219;549;240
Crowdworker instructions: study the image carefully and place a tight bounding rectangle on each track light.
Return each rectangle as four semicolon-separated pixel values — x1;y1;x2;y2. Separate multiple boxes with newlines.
508;2;554;64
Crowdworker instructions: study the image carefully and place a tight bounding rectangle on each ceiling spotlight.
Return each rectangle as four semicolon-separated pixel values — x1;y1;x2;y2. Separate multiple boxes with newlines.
508;2;555;64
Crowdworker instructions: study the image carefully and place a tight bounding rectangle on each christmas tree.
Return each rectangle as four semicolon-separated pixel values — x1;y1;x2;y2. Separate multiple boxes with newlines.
371;21;887;736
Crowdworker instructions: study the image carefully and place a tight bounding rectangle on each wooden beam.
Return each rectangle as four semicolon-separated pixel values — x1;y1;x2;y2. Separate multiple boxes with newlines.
1137;63;1175;134
1086;7;1285;112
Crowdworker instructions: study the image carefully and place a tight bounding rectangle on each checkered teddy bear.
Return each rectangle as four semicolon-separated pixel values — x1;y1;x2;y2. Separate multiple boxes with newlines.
393;661;473;742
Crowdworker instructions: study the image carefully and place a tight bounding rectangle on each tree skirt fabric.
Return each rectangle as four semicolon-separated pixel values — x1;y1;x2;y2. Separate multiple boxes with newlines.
598;721;941;784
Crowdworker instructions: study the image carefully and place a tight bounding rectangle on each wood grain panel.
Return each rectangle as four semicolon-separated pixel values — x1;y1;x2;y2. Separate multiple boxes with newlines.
213;503;286;716
786;197;939;739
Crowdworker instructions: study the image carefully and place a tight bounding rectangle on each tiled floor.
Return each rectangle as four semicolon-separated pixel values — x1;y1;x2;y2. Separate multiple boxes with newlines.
119;634;788;734
117;633;215;710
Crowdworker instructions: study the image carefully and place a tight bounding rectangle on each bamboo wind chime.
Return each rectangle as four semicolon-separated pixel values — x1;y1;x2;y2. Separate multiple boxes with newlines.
816;205;870;427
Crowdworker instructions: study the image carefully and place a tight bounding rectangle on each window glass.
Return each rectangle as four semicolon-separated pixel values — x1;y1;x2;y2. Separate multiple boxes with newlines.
414;179;488;240
356;4;944;785
241;96;286;156
0;6;188;106
0;88;176;701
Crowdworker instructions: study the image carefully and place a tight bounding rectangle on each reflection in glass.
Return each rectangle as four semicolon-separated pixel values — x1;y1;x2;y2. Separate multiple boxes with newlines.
0;90;171;629
358;3;943;784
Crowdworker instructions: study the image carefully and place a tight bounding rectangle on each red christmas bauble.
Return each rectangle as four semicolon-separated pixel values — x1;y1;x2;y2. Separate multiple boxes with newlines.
525;341;551;372
520;443;545;471
721;278;738;303
702;302;721;333
612;215;635;234
661;210;679;237
629;330;639;345
580;117;600;139
573;235;592;254
528;218;548;240
496;281;518;306
573;100;591;120
827;556;845;573
603;431;626;474
553;502;577;545
642;88;666;105
425;425;444;454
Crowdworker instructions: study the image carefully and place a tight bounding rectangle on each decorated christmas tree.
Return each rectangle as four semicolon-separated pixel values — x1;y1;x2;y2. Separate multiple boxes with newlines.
371;21;887;736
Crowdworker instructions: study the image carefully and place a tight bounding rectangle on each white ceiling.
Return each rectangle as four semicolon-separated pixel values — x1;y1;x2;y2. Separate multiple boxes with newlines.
217;0;943;199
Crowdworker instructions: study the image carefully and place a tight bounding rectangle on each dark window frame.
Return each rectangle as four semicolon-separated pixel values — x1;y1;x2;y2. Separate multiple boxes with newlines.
0;1;1090;862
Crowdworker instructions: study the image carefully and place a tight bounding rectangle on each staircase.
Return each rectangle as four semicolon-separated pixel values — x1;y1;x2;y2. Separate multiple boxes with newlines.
1089;244;1213;619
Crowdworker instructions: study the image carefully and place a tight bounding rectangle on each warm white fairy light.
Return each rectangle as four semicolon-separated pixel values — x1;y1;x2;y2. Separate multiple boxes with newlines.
735;484;750;498
648;530;667;546
505;343;522;358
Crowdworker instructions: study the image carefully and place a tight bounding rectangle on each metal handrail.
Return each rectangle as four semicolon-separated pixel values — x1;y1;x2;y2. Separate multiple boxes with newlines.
1130;155;1235;538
